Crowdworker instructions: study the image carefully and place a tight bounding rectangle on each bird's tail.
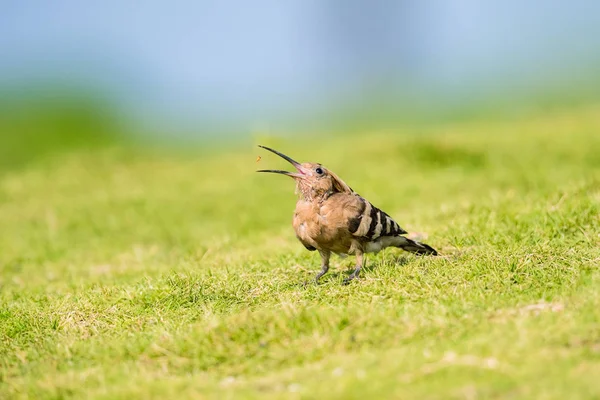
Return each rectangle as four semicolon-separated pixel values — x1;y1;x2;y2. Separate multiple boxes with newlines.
396;237;438;256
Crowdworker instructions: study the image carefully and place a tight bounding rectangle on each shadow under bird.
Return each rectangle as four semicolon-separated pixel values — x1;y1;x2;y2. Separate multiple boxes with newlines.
257;145;438;285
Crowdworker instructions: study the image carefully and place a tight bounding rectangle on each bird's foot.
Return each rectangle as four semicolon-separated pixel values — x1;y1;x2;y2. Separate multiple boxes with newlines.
342;272;359;285
306;266;329;287
302;275;323;287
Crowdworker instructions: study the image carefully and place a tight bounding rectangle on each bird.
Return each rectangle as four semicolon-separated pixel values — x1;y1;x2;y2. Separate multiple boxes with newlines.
257;145;437;285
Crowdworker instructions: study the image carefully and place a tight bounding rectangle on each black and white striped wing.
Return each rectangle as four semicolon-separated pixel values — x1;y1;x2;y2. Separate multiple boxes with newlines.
348;196;407;241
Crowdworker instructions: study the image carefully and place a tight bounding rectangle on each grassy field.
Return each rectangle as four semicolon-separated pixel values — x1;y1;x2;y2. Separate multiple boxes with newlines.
1;103;600;399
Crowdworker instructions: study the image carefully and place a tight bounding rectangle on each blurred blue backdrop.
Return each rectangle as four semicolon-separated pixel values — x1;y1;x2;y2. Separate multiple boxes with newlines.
1;0;600;133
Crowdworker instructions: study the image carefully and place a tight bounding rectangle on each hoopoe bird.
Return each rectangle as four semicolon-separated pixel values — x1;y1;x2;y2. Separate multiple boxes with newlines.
257;145;438;285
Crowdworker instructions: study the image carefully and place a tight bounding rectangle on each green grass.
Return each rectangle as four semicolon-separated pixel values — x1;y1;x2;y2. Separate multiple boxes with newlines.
1;103;600;399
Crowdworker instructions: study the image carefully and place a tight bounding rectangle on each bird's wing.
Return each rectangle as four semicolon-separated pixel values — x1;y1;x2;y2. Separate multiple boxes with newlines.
322;193;407;242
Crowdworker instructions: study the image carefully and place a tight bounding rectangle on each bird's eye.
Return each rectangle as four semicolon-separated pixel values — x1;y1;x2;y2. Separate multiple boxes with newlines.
315;167;324;175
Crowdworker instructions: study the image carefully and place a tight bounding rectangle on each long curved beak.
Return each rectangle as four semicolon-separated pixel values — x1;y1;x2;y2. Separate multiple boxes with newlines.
256;145;306;178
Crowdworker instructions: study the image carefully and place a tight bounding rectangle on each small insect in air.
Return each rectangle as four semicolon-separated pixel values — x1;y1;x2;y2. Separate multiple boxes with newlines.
257;145;438;285
256;155;262;163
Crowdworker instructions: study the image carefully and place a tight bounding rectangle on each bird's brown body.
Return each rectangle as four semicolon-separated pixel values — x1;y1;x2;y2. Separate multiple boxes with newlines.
258;145;437;284
294;194;359;255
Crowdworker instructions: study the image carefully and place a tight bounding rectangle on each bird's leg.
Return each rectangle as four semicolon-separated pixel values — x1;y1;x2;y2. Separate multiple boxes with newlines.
314;250;331;283
343;250;364;285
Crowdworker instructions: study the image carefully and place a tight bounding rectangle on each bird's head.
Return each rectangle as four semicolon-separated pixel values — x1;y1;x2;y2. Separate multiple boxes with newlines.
257;145;352;201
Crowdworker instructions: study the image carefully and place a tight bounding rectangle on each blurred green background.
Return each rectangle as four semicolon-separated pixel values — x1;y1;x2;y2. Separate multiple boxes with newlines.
2;1;600;162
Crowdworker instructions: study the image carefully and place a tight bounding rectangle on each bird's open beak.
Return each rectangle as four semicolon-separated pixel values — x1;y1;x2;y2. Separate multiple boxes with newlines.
256;145;307;178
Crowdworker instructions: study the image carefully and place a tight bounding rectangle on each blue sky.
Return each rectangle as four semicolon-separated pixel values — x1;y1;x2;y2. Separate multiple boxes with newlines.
1;1;599;130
